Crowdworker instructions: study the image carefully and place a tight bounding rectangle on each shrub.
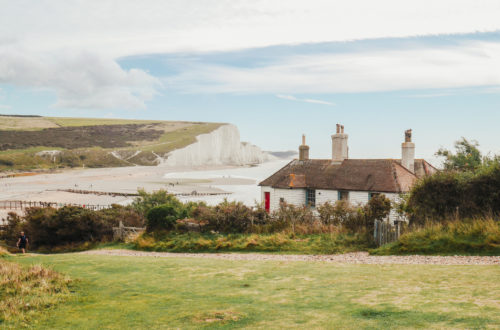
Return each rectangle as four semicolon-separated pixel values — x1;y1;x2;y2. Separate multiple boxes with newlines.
0;158;14;166
0;206;126;250
365;194;392;222
96;205;145;228
271;203;315;233
23;206;111;248
408;164;500;224
317;200;352;226
146;205;179;232
132;189;185;217
206;199;254;233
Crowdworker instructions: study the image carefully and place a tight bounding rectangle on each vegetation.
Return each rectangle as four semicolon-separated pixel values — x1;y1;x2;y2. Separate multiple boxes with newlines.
409;152;500;225
0;205;144;252
0;124;164;151
7;253;500;328
0;258;71;326
0;116;223;171
126;191;397;254
436;137;499;172
135;232;372;254
372;218;500;255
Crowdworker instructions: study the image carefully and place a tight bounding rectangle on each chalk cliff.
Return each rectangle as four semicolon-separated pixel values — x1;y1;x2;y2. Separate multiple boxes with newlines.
160;124;274;167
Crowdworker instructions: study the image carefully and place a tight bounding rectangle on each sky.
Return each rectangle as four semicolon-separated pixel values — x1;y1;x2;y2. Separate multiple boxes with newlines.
1;0;500;163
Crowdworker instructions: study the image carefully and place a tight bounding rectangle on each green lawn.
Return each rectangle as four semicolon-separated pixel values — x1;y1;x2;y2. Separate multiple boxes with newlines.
7;253;500;329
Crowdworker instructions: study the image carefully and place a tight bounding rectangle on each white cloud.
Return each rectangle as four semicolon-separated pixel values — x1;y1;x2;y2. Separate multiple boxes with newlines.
0;104;11;110
0;49;160;109
165;41;500;94
1;1;500;109
1;1;500;57
276;94;334;106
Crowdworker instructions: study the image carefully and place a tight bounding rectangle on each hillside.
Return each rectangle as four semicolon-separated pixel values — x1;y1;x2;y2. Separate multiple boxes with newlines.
0;116;225;171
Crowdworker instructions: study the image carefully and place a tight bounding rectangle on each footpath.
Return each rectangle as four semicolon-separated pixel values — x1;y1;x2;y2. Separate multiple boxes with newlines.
82;249;500;265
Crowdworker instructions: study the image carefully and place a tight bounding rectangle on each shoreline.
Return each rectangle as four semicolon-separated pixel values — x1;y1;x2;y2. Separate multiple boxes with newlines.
0;160;291;220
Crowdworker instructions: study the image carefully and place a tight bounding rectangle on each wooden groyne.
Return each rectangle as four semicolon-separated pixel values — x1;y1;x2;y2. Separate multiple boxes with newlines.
54;188;231;198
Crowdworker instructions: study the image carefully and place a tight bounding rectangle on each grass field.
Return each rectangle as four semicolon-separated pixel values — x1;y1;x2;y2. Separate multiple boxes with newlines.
6;253;500;329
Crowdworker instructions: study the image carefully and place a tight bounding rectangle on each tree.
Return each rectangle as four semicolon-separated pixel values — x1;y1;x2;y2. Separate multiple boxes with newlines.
436;138;483;172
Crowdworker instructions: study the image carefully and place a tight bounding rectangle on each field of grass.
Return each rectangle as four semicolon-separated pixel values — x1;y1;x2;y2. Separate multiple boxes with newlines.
0;116;223;171
46;117;161;127
0;257;71;327
373;219;500;256
135;232;373;254
6;253;500;329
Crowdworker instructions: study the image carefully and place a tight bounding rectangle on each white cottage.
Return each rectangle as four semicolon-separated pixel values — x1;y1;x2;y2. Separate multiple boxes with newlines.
259;125;436;222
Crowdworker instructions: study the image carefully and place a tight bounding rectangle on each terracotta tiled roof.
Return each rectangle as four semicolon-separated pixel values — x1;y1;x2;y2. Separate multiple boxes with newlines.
259;158;436;193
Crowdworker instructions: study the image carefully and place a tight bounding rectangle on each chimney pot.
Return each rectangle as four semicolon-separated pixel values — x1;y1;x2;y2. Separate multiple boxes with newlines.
299;134;310;161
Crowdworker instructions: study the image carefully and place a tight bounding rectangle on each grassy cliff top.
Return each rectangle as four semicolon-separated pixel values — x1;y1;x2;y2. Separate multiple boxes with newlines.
0;116;225;171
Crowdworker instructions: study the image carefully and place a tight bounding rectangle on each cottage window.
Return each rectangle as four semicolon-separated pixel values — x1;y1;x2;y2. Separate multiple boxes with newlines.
306;189;316;207
338;190;349;201
368;192;380;200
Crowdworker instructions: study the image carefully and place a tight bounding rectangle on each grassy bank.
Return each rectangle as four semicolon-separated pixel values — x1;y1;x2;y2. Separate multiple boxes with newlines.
0;116;223;171
373;219;500;255
134;232;374;254
10;253;500;328
0;256;71;327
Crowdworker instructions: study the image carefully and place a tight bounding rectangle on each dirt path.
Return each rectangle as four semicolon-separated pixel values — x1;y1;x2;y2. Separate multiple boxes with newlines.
81;249;500;265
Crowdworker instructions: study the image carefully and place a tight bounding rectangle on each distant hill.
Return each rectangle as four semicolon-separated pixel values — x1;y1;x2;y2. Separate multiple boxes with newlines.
0;116;223;171
268;150;298;159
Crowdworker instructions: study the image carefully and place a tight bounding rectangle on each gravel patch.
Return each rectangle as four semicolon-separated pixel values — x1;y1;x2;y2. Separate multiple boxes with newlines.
81;249;500;265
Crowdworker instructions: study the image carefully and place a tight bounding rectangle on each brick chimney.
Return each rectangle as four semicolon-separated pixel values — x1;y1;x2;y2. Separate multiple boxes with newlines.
332;124;348;162
401;129;415;173
299;134;309;161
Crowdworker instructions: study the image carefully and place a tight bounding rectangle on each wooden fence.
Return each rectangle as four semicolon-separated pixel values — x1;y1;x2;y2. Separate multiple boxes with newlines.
0;200;111;211
373;220;403;247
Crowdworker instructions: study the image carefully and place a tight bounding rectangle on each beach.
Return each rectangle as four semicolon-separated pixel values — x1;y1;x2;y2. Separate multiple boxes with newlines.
0;159;291;220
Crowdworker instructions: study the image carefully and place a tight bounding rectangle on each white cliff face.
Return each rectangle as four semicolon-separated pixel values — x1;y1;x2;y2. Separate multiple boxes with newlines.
160;124;274;167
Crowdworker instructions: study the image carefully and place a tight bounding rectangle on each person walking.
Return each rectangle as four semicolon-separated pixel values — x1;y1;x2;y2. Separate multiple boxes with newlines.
16;231;28;254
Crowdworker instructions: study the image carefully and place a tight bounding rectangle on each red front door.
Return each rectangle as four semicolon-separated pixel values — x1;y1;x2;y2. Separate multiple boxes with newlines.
264;192;270;212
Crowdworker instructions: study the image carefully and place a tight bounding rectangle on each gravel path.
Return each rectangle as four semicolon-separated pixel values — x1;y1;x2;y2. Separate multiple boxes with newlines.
81;249;500;265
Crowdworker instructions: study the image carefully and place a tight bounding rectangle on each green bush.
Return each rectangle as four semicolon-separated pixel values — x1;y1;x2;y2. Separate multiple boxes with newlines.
132;189;185;217
208;199;253;233
408;164;500;224
146;205;179;232
0;205;144;250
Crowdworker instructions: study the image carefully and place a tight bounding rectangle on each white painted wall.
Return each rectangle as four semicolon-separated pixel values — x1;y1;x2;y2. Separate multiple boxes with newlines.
316;189;338;205
261;186;403;223
261;187;306;211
